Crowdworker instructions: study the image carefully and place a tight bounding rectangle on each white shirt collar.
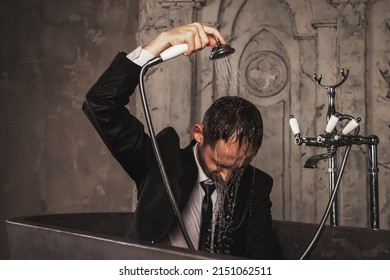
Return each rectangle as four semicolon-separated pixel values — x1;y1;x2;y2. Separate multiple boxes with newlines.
193;143;211;184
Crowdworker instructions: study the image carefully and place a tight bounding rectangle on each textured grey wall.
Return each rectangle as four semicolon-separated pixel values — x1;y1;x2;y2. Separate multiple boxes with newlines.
0;0;139;259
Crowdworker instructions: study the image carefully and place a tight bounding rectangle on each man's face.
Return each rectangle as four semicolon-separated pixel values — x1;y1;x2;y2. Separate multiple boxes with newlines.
197;137;254;183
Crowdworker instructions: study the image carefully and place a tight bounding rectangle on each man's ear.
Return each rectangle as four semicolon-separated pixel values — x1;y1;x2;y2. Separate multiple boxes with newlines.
193;124;204;143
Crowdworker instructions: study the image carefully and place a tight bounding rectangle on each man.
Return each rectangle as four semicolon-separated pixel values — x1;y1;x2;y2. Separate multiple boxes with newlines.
83;22;282;259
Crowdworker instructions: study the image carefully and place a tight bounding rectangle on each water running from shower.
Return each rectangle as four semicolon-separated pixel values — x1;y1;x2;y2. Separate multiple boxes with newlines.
203;57;258;254
213;55;250;97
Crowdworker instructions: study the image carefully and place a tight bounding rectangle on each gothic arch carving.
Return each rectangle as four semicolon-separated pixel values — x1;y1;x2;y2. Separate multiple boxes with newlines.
240;29;289;98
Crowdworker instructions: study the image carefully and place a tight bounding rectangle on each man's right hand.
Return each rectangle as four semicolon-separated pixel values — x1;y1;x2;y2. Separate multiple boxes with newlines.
143;22;227;57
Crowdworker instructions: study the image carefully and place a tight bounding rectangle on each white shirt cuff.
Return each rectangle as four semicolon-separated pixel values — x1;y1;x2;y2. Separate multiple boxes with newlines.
126;46;155;67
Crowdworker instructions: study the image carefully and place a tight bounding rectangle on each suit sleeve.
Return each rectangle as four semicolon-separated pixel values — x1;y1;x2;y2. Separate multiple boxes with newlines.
82;52;153;184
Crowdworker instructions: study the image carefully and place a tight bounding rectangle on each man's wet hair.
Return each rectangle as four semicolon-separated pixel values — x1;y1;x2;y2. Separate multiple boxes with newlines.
202;96;263;154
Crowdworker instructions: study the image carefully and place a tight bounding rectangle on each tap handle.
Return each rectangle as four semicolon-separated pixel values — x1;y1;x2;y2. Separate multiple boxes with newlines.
325;114;340;133
289;115;300;136
342;118;361;135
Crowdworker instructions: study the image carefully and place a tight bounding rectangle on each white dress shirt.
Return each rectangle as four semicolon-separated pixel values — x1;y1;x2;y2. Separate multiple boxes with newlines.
167;144;218;249
126;46;155;66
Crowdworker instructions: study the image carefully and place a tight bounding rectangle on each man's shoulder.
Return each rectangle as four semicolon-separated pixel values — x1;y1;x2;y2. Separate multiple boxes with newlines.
246;165;273;194
156;127;182;159
157;127;179;142
250;165;273;183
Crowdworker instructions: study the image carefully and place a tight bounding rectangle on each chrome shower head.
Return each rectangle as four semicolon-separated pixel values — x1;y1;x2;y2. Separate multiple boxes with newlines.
209;44;235;60
208;34;235;60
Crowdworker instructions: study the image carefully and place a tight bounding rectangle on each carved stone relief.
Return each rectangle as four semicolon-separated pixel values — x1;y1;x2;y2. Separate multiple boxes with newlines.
244;51;288;97
240;30;289;98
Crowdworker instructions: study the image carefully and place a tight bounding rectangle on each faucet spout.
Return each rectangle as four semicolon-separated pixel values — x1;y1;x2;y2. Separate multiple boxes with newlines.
304;148;337;168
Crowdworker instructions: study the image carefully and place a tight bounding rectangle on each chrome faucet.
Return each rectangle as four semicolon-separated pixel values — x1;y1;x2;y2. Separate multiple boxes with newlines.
289;69;380;229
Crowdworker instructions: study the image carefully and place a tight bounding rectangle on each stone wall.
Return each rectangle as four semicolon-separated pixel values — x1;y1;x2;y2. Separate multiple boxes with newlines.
0;0;139;259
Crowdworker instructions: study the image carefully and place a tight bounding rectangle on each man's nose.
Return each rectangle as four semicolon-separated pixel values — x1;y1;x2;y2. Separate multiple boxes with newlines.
218;169;231;182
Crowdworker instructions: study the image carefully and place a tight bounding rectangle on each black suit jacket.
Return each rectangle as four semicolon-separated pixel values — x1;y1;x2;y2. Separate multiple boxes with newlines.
83;52;282;259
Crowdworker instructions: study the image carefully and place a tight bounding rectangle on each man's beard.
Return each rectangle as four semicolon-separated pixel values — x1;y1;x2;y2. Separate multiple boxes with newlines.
196;143;244;188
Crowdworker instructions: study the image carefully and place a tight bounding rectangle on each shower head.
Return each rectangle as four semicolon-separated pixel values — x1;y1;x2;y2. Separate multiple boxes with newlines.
208;34;235;60
143;34;235;69
209;43;235;60
209;44;235;60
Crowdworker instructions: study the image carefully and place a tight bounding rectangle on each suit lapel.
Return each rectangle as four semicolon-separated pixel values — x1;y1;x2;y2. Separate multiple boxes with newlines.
156;129;197;209
178;140;198;207
232;166;254;228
